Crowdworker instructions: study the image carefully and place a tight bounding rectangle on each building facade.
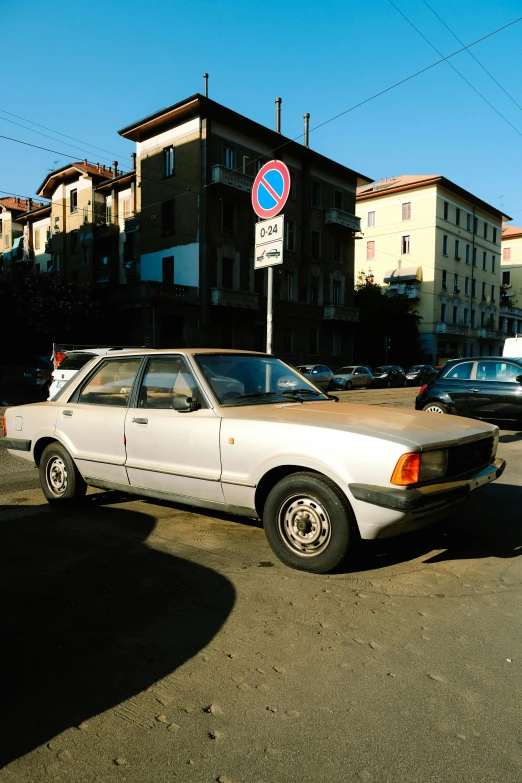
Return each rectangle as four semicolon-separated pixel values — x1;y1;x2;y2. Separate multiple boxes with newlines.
355;175;510;364
0;197;46;281
500;224;522;338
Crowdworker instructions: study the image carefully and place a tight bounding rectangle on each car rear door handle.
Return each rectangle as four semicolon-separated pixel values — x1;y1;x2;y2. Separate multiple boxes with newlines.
62;410;73;417
467;388;480;393
132;417;148;424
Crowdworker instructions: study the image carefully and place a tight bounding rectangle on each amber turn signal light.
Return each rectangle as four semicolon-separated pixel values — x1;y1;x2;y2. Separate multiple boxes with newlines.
391;452;421;485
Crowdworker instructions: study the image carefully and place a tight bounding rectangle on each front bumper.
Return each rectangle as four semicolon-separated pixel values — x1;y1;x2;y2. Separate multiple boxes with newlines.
349;458;505;512
0;437;32;452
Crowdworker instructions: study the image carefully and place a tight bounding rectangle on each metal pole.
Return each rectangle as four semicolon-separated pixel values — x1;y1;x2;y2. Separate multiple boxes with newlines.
203;73;209;97
275;97;282;134
267;266;273;353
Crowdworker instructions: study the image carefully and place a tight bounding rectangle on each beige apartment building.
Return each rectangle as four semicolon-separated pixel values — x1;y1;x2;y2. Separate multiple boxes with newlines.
500;224;522;337
355;175;510;364
0;196;45;280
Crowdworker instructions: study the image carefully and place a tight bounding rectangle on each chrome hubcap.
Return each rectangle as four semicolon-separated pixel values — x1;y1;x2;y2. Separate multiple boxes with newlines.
46;456;68;495
277;495;331;557
424;405;444;414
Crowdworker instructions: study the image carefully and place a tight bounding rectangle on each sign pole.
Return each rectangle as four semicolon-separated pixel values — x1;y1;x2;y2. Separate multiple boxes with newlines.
267;266;273;353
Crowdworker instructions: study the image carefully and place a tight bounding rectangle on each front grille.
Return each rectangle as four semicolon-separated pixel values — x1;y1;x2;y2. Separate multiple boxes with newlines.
446;436;494;479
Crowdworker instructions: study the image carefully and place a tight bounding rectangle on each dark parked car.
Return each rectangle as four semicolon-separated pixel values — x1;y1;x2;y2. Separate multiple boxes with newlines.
371;365;407;388
416;356;522;424
405;364;438;386
22;356;53;397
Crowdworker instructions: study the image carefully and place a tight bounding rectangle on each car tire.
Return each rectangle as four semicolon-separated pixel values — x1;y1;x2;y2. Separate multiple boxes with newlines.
327;380;334;391
345;380;352;390
40;442;87;504
403;379;407;387
263;472;356;573
422;401;449;414
386;379;391;388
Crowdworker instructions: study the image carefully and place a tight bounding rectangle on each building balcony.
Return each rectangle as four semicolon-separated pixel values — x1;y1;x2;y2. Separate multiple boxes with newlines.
211;165;254;193
110;281;199;305
387;283;420;299
436;322;469;336
124;215;139;233
324;209;361;232
323;304;359;322
477;328;503;340
211;287;259;309
94;222;120;239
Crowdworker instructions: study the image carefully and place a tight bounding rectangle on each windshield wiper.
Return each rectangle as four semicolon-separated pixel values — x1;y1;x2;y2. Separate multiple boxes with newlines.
282;389;323;396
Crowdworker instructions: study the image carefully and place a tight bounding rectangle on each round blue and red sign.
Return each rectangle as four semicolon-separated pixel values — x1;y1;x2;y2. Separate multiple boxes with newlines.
252;160;291;219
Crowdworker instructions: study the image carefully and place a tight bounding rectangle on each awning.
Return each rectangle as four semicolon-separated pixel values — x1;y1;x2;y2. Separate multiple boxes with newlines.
383;265;422;283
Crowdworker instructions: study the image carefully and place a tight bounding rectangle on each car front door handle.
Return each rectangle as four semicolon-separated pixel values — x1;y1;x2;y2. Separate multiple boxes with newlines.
62;410;73;417
132;417;148;424
468;388;480;393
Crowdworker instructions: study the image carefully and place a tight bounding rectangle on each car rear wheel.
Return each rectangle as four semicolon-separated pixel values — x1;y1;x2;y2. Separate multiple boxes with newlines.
263;472;356;573
40;443;87;504
422;402;448;414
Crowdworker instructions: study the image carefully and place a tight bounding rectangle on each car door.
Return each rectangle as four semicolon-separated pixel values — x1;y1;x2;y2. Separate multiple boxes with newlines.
310;365;324;388
54;356;143;483
124;355;224;502
467;360;522;421
353;367;366;388
438;360;475;415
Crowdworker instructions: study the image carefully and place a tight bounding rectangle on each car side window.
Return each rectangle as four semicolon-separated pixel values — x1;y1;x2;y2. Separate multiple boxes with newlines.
138;357;207;410
445;361;473;380
477;361;521;382
77;358;142;406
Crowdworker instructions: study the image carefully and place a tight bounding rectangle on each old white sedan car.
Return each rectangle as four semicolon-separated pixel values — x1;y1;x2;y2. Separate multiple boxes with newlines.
0;349;505;573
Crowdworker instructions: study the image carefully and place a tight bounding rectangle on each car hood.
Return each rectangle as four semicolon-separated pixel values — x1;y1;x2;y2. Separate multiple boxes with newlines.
223;401;497;450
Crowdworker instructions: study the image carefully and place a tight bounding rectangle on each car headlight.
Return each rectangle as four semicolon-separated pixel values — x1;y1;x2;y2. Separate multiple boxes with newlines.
391;450;448;485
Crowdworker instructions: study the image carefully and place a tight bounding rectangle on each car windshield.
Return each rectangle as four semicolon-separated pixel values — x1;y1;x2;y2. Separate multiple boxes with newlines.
374;366;391;374
335;367;356;374
195;354;329;406
408;366;424;372
295;366;313;373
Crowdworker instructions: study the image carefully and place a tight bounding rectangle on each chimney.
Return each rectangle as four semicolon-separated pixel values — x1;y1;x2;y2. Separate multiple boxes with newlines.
113;161;118;177
203;73;209;97
84;158;87;165
96;163;100;170
275;97;282;133
303;113;310;148
28;198;33;211
131;152;136;171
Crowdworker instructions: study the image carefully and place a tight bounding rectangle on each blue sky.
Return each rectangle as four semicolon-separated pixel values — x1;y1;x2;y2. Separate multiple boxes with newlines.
2;0;522;222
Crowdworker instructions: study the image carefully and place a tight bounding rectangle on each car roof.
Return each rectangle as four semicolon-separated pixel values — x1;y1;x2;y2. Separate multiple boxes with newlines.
86;348;271;358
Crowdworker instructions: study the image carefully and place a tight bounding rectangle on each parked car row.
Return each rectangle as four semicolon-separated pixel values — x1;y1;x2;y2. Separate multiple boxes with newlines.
294;363;438;390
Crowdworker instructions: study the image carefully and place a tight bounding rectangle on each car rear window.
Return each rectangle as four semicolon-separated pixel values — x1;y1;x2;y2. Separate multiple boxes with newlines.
58;353;97;371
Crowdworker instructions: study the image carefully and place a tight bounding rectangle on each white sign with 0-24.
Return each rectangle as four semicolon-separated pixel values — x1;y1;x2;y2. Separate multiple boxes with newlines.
254;215;284;269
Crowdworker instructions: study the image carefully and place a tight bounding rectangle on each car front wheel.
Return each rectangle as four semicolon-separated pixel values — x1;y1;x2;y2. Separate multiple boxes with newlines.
345;380;352;390
422;401;448;414
263;472;356;573
40;442;87;504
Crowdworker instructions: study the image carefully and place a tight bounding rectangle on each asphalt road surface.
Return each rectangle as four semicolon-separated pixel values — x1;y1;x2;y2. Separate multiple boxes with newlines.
1;388;522;783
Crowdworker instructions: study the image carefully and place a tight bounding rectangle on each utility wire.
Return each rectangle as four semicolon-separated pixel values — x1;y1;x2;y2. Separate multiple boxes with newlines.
421;0;522;114
387;0;522;137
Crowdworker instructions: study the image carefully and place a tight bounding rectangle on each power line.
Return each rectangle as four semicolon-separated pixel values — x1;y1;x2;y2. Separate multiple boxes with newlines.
421;0;522;114
387;0;522;137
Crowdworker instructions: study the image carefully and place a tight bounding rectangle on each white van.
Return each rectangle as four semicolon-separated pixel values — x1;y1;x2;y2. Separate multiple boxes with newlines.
502;335;522;358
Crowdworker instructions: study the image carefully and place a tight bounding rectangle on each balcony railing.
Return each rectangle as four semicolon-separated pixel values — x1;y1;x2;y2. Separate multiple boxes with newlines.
387;283;420;299
211;287;259;309
111;281;199;304
323;304;359;322
436;322;469;336
211;165;254;193
124;215;139;233
94;222;120;239
477;328;503;339
324;209;361;232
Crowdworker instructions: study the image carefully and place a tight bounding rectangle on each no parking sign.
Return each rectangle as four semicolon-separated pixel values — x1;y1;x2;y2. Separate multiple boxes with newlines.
251;160;291;219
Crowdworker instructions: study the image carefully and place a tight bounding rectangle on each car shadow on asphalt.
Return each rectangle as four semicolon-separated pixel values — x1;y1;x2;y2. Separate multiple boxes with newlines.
0;502;236;768
345;483;522;573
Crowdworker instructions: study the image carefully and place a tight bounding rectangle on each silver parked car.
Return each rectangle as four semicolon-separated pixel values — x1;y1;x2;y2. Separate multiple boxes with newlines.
332;366;373;390
295;364;334;391
1;349;505;574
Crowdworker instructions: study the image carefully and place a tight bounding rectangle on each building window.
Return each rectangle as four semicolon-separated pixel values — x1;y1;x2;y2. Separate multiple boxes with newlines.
223;146;235;169
222;256;234;288
440;303;446;322
70;230;78;254
492;255;496;273
453;305;458;324
472;247;477;266
473;216;478;234
332;280;341;304
454;273;459;292
503;247;511;261
333;235;343;263
310;284;318;305
309;327;319;354
221;200;235;234
161;199;175;236
442;269;447;289
333;331;342;356
334;190;343;210
285;219;295;251
311;181;322;208
106;204;112;224
367;211;375;227
482;251;487;270
482;282;486;300
121;198;131;219
480;311;485;328
70;189;78;213
465;277;470;295
463;307;468;324
401;235;410;254
455;207;461;226
483;222;488;240
366;240;375;260
465;244;470;264
289;171;297;199
162;256;174;285
5;234;9;249
493;227;497;244
471;309;476;328
442;235;448;255
466;213;471;231
283;328;294;353
402;202;411;221
286;271;295;300
34;229;40;250
163;145;175;177
443;201;449;220
454;239;460;259
502;270;511;287
311;229;321;258
472;279;476;297
491;285;495;303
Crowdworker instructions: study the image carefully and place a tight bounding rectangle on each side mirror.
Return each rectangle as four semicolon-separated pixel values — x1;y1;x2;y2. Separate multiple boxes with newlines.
173;395;200;412
516;376;522;384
